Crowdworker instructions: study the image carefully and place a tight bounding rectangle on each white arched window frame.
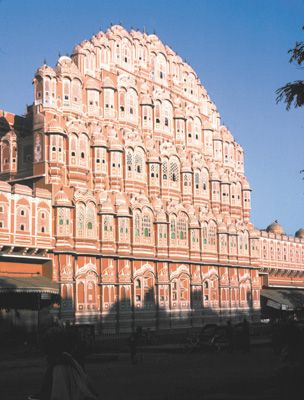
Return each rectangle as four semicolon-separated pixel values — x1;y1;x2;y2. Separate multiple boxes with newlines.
104;88;115;117
169;156;180;189
126;148;134;179
72;79;82;104
119;89;126;119
102;215;114;241
155;101;162;131
118;217;129;242
235;182;242;206
79;133;89;168
162;158;169;188
194;170;201;196
175;119;185;142
163;100;173;134
201;168;209;198
142;105;153;129
127;88;138;122
194;117;202;143
76;203;85;237
155;53;167;82
43;76;51;105
86;202;96;238
243;231;249;256
38;208;50;234
208;221;217;252
187;118;194;144
228;143;235;164
122;38;132;68
133;210;141;243
110;151;122;177
183;173;192;195
69;133;78;166
177;213;188;246
134;147;145;180
142;209;153;244
63;78;71;105
169;214;177;245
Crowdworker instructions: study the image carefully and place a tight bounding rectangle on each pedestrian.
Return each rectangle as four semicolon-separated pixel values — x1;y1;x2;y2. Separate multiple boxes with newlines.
27;326;98;400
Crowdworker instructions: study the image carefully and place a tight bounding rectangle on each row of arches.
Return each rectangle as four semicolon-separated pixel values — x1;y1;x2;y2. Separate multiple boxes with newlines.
72;267;255;313
69;201;252;257
0;195;51;234
74;30;202;100
261;239;304;265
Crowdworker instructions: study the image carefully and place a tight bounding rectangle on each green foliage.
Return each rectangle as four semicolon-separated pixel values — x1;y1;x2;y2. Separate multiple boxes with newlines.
276;27;304;110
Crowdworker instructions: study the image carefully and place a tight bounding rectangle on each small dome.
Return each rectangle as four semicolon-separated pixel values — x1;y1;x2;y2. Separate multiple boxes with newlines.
295;228;304;239
266;220;284;235
54;190;71;206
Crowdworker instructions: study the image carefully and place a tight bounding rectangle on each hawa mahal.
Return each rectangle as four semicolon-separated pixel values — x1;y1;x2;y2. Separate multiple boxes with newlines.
0;25;304;332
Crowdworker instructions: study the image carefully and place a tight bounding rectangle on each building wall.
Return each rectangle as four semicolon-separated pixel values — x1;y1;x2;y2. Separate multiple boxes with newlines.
0;25;303;331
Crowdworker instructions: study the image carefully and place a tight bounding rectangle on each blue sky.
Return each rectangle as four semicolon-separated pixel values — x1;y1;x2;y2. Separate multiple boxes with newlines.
0;0;303;235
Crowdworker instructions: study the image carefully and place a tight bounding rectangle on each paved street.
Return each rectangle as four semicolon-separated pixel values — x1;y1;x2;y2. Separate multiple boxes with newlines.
0;345;279;400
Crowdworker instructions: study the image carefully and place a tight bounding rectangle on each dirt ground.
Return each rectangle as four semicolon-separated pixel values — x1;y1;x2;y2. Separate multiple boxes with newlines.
0;346;279;400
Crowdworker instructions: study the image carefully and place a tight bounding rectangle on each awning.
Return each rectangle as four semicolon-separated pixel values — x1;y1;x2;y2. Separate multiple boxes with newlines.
261;288;304;311
0;276;59;294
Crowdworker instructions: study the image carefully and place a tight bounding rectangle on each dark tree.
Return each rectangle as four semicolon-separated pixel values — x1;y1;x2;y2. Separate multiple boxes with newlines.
276;28;304;110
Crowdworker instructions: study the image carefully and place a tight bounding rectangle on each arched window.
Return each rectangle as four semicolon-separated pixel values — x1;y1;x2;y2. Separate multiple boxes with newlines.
76;203;85;237
119;89;126;118
202;222;208;249
102;215;113;240
134;211;141;242
162;158;169;188
194;170;200;195
170;215;177;244
72;79;82;104
142;210;153;243
69;133;78;165
126;148;133;178
104;88;115;117
229;143;235;163
243;231;249;256
155;101;161;130
235;182;242;206
171;274;190;306
100;46;110;67
169;156;180;189
86;202;96;238
87;281;96;303
175;119;185;142
44;77;51;105
177;213;188;246
155;53;167;82
122;38;132;67
183;173;192;194
127;88;138;122
142;105;152;129
78;282;85;304
187;118;193;144
134;147;145;178
208;221;217;251
201;168;209;198
194;117;201;142
163;100;173;133
63;78;71;105
79;133;89;168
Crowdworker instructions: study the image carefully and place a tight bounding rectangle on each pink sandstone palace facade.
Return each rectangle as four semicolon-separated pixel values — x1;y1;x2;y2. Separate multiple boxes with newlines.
0;25;304;332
